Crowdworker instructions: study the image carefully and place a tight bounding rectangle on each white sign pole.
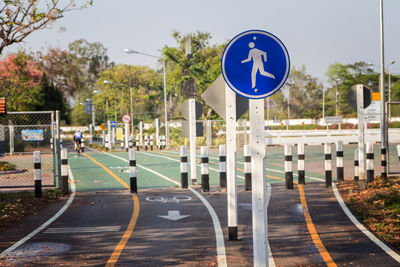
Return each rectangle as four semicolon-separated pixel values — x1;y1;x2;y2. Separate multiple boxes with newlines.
155;118;160;148
357;85;366;188
250;99;268;266
225;83;238;240
124;122;129;151
139;122;143;148
189;98;197;184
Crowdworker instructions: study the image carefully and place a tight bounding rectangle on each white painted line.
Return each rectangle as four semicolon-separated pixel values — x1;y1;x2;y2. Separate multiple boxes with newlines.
142;151;275;266
263;166;400;264
103;152;227;267
44;226;121;234
0;165;76;257
331;183;400;263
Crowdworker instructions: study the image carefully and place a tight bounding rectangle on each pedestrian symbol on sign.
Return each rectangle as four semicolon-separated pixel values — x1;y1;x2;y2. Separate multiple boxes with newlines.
221;29;290;99
241;41;275;90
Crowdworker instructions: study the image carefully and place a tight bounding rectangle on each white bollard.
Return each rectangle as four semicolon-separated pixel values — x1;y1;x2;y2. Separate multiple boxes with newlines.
366;143;374;183
336;141;344;182
297;143;305;185
180;146;188;188
34;151;42;198
324;143;332;187
219;145;227;188
201;146;209;192
284;144;293;189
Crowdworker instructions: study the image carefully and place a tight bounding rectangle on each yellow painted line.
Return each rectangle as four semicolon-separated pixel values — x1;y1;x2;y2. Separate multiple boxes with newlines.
83;152;140;267
298;184;337;267
105;193;139;267
155;150;337;266
83;152;130;188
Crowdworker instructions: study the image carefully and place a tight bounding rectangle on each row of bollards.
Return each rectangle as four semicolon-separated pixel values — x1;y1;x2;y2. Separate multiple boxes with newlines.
284;141;376;190
130;135;166;151
33;149;69;198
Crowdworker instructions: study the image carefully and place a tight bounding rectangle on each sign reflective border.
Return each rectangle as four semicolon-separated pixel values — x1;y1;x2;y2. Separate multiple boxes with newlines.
221;29;290;99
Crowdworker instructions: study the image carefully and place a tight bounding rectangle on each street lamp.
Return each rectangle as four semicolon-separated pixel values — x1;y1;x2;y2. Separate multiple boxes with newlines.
104;80;134;134
124;48;169;148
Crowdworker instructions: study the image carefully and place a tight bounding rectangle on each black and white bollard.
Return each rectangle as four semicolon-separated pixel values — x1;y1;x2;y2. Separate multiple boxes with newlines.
284;144;293;189
162;135;166;149
150;135;154;151
81;137;85;152
61;148;69;194
354;149;359;181
336;141;344;182
325;143;332;187
34;151;42;198
297;143;305;185
381;148;387;180
135;135;140;151
201;146;209;192
180;146;188;189
366;143;374;183
129;149;137;193
219;145;227;188
244;145;251;190
145;135;148;151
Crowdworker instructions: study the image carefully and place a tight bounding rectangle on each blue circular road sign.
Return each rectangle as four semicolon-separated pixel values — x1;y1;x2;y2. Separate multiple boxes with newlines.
111;121;117;128
221;30;290;99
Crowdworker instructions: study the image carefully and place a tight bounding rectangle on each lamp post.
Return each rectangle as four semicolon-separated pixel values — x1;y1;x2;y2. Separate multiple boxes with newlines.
124;48;169;148
104;80;134;134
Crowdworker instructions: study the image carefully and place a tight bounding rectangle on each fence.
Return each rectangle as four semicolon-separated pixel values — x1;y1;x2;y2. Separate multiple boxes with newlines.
0;111;58;188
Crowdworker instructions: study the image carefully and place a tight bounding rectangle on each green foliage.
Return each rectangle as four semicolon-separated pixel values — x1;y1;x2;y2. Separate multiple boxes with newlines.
0;51;67;116
162;31;226;119
325;61;379;117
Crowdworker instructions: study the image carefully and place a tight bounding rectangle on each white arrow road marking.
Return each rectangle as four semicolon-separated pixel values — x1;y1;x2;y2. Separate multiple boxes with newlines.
158;210;190;221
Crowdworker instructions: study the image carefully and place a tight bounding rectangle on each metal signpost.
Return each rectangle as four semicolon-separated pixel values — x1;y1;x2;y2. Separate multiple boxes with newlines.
201;75;249;240
222;29;290;266
180;99;203;184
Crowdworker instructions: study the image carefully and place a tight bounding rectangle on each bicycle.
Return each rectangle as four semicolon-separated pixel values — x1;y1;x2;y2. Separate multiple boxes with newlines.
74;141;82;155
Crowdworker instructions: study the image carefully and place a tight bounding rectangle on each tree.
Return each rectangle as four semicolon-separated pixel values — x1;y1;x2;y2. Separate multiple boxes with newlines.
0;0;93;55
0;51;67;118
162;31;226;119
38;39;113;103
70;64;162;125
325;62;379;117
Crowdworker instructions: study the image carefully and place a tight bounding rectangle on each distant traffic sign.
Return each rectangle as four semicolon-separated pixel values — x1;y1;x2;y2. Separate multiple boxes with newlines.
111;121;117;128
100;123;106;131
122;114;131;123
221;29;290;99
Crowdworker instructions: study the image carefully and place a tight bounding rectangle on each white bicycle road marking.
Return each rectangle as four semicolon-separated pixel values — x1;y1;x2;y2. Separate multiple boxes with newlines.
139;151;276;266
0;165;76;257
145;195;192;203
103;151;227;267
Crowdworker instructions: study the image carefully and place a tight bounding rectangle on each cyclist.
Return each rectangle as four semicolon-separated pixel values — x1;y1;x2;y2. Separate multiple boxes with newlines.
73;130;83;153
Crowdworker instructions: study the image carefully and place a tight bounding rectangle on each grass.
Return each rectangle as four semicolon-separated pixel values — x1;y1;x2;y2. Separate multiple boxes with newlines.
337;177;400;249
0;189;65;232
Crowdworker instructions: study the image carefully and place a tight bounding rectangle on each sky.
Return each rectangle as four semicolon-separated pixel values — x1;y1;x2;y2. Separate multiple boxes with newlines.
4;0;400;86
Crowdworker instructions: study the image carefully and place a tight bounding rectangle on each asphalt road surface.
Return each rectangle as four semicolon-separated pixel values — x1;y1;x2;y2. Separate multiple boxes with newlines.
1;145;400;266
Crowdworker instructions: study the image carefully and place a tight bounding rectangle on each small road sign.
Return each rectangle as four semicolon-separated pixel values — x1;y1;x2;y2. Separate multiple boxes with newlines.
324;116;343;124
201;75;248;120
100;123;106;131
122;114;131;123
221;29;290;99
111;121;117;128
180;99;202;120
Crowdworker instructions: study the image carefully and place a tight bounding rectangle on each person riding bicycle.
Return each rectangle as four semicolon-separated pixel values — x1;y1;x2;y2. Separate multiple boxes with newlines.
73;130;83;152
